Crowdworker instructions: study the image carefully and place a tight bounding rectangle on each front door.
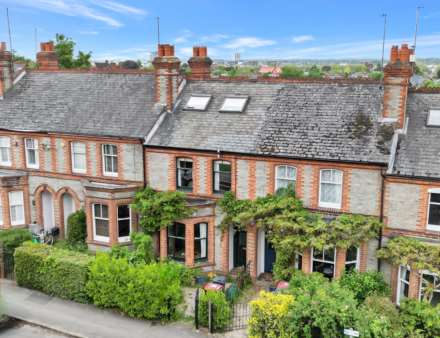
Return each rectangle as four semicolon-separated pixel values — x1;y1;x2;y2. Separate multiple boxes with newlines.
42;191;55;231
264;238;276;273
62;193;76;236
233;229;247;268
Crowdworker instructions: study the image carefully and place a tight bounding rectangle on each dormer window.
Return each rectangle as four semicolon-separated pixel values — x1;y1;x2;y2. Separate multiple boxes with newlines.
427;109;440;126
220;97;248;113
184;95;211;111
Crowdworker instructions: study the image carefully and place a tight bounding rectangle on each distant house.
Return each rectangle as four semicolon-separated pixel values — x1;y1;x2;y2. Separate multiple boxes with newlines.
258;65;281;77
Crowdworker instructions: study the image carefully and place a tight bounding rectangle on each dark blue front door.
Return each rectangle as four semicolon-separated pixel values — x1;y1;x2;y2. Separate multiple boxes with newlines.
264;238;276;273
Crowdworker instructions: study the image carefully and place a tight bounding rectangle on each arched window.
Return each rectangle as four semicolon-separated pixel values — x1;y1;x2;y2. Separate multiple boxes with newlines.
319;169;343;209
213;160;231;193
275;165;296;191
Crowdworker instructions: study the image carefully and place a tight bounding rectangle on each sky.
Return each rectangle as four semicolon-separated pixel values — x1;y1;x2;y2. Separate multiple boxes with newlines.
0;0;439;62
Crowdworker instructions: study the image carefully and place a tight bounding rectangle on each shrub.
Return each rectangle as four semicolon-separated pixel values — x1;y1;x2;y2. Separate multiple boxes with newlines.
339;271;390;304
110;232;154;265
0;228;32;252
248;291;294;338
198;290;231;331
357;296;404;338
86;254;185;321
66;209;87;245
399;299;440;338
287;271;359;338
14;242;93;303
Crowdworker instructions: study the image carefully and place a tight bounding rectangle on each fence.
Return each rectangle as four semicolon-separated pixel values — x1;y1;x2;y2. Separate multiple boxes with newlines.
194;288;250;333
0;245;15;280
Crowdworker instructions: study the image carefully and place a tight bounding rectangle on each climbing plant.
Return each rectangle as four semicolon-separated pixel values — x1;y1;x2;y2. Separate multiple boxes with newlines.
377;236;440;275
131;187;192;233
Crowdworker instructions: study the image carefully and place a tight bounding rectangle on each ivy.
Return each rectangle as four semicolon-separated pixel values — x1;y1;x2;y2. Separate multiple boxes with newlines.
377;237;440;275
131;187;192;233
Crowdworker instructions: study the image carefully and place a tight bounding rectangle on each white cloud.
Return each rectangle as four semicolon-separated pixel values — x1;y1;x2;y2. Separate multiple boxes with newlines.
79;30;99;35
200;34;229;43
0;0;147;27
91;0;147;16
223;37;276;49
292;35;314;43
173;29;193;44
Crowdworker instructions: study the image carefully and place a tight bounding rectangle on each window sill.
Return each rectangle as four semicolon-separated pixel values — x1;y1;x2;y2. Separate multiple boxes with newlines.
103;172;118;178
427;224;440;232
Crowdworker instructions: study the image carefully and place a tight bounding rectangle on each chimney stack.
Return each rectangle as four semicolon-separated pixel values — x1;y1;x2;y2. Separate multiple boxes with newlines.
152;44;181;111
37;42;59;70
382;44;414;129
188;46;212;80
0;42;13;98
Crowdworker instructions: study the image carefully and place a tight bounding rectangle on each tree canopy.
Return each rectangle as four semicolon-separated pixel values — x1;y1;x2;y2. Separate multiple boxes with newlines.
54;34;92;69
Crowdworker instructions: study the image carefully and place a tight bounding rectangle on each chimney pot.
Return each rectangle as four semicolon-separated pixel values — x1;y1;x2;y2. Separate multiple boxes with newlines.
37;41;59;70
188;46;212;80
399;44;410;63
390;45;399;63
199;46;207;57
192;46;199;57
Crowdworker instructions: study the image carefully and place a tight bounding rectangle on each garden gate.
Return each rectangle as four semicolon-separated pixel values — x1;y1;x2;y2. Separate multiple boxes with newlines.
0;246;15;280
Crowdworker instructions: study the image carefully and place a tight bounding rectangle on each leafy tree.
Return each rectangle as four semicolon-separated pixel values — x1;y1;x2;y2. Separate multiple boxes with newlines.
369;71;384;80
307;65;322;78
110;232;154;265
281;65;304;78
421;80;440;89
54;34;92;69
399;299;440;338
66;209;87;246
339;271;390;304
12;52;36;69
436;67;440;79
130;187;191;233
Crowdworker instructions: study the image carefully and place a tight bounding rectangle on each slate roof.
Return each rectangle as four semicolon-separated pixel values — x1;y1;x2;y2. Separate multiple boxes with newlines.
148;79;390;164
0;71;158;138
393;93;440;179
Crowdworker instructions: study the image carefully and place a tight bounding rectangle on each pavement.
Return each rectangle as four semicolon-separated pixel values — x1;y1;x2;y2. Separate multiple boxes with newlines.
1;321;72;338
0;279;211;338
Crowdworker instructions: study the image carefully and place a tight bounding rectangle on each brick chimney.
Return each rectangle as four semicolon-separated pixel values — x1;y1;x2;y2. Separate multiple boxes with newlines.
188;46;212;80
0;42;13;98
152;44;181;111
382;44;414;129
37;42;59;70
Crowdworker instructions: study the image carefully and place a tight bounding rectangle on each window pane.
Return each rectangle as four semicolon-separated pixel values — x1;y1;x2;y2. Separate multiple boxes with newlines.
313;261;335;279
287;166;296;179
313;249;323;260
118;219;130;238
101;205;109;218
118;205;130;218
346;247;358;262
324;248;335;262
94;204;101;218
321;170;332;181
431;193;440;203
185;96;211;110
25;139;35;149
175;223;185;237
27;150;36;164
177;159;193;190
321;183;337;203
168;236;185;261
429;204;440;226
220;97;248;112
428;110;440;126
277;166;286;177
95;219;109;237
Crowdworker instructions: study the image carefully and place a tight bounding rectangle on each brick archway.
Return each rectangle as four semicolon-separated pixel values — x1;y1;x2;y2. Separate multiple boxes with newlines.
56;187;81;239
34;184;57;228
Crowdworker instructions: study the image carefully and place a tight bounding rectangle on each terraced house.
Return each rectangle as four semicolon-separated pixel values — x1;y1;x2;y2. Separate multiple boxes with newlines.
0;40;438;305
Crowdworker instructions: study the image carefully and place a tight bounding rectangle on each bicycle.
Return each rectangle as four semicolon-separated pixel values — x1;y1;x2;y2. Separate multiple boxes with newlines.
31;226;60;245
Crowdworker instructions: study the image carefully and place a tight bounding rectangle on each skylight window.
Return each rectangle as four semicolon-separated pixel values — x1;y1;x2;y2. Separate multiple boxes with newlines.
184;96;211;111
428;109;440;126
220;97;249;113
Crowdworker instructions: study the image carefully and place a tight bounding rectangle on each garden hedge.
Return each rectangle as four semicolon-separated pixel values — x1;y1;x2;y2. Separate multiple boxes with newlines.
0;228;32;252
14;243;93;303
66;209;87;245
86;253;186;320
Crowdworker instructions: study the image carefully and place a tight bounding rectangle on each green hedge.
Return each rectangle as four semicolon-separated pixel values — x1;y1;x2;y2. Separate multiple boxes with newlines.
0;228;32;252
198;290;231;331
66;209;87;245
86;253;185;320
14;243;93;303
339;271;390;304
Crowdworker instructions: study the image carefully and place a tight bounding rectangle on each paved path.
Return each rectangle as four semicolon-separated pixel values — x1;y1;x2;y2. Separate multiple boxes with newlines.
0;279;209;338
1;321;72;338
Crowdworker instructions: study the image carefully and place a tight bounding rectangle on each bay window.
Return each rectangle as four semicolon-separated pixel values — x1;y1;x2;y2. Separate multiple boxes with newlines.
93;204;109;242
25;138;39;169
9;191;24;226
176;158;193;191
102;144;118;176
194;222;208;261
117;205;131;242
312;248;336;279
345;246;359;272
168;222;186;261
213;160;231;193
319;169;343;209
420;272;440;306
275;165;296;191
0;136;11;166
397;265;410;305
71;142;87;173
427;192;440;231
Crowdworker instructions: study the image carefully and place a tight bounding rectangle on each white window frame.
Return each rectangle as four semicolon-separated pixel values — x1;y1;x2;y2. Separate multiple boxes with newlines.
345;246;360;271
25;138;39;169
102;144;118;177
319;169;343;209
427;109;440;126
213;160;232;193
396;265;411;306
220;97;248;113
427;189;440;232
419;270;440;305
9;191;25;226
0;136;11;166
184;95;211;111
117;205;131;243
176;158;193;191
71;142;87;174
275;165;297;191
194;222;208;261
92;203;110;243
311;248;336;278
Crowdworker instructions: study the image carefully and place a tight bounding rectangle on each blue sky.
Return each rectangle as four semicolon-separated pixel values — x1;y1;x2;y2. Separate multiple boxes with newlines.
0;0;439;61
